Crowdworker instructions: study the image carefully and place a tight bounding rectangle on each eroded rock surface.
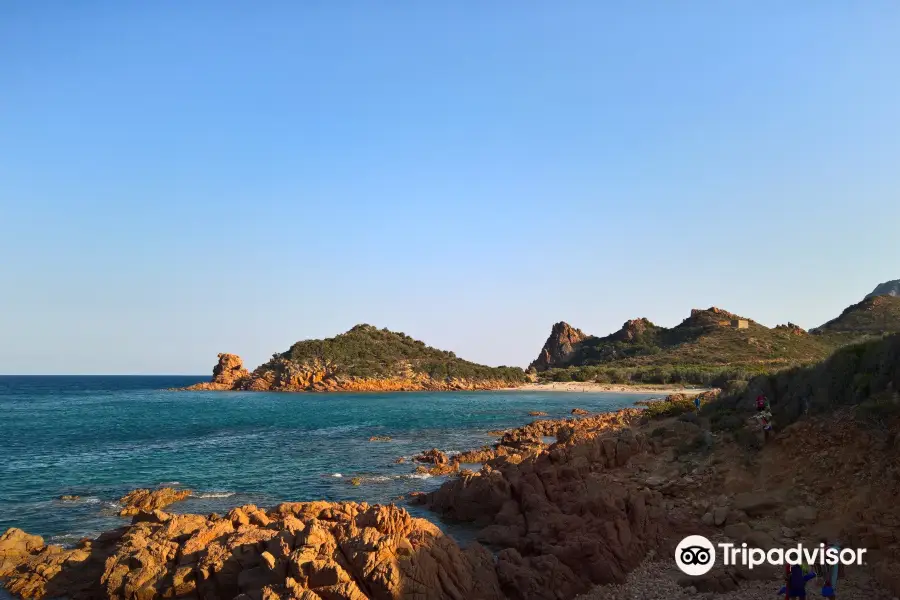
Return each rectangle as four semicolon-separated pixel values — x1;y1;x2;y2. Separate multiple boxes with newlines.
1;503;503;600
118;487;192;516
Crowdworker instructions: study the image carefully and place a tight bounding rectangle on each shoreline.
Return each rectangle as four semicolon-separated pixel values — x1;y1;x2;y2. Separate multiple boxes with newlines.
504;381;711;394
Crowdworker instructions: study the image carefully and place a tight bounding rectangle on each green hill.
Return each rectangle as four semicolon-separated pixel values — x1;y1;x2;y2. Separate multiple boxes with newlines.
703;332;900;435
239;324;525;391
811;294;900;337
530;307;836;386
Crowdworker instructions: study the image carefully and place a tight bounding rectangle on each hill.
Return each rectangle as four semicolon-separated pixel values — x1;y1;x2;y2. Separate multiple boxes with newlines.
812;293;900;336
184;324;526;392
529;307;836;386
866;278;900;299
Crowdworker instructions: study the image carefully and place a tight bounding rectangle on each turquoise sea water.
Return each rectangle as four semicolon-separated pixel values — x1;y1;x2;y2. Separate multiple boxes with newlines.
0;376;658;548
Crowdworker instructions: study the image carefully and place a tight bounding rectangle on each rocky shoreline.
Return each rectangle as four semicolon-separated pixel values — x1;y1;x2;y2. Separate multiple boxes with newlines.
178;353;520;393
3;393;899;599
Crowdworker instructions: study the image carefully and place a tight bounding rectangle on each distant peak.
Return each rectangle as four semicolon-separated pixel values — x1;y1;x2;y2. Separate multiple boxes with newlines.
866;279;900;300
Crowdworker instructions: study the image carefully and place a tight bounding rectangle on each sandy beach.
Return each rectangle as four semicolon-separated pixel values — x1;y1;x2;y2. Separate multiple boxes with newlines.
508;381;711;394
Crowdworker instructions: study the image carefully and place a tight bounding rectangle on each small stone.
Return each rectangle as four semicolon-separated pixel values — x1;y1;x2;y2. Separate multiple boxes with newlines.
713;507;728;526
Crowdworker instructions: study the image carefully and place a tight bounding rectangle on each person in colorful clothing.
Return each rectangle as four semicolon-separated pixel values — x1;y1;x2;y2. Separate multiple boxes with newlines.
777;564;817;598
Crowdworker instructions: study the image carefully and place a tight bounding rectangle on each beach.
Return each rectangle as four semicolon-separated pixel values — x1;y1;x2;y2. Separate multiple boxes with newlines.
508;382;711;394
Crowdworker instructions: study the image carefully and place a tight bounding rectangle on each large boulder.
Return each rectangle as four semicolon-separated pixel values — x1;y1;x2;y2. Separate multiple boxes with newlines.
118;487;192;516
211;353;250;386
732;491;784;517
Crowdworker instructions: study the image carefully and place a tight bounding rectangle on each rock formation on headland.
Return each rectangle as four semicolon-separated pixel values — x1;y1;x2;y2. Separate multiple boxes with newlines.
0;502;503;600
527;321;587;371
182;325;525;393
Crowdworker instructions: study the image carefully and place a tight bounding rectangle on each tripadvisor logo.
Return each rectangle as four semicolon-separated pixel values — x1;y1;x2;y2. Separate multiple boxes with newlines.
675;535;867;576
676;535;716;576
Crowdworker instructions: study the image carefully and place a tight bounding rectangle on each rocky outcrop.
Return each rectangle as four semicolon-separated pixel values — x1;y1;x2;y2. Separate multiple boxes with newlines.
0;503;504;600
611;318;657;343
866;279;900;299
774;322;806;335
182;354;250;391
528;322;587;372
118;488;192;516
421;424;674;600
680;307;750;328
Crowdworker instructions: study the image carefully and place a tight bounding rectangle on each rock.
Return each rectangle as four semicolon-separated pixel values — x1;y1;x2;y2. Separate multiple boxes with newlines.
368;435;392;442
744;531;778;550
528;322;587;371
58;495;80;501
571;408;590;415
723;522;753;543
181;353;250;390
732;491;783;517
781;526;797;538
713;507;728;526
783;505;818;527
557;425;575;444
118;487;192;516
211;353;250;385
701;512;714;526
3;503;504;600
528;411;549;417
423;423;667;599
414;448;450;465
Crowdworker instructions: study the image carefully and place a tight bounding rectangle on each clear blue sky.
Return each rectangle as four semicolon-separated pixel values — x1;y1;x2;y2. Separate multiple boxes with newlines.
2;2;899;374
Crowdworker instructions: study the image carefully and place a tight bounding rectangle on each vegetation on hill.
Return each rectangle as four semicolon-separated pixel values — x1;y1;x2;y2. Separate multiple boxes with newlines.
811;295;900;337
261;324;525;383
532;308;836;387
702;333;900;437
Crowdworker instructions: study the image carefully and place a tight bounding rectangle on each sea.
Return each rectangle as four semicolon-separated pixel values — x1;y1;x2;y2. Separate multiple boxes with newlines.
0;376;659;550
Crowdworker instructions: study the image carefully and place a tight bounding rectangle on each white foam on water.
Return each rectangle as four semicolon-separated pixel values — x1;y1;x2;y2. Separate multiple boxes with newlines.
191;491;235;499
330;473;343;478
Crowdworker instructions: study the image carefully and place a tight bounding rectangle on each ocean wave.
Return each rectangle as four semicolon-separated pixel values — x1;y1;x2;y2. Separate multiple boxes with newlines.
191;491;235;499
157;481;181;487
48;533;96;546
330;473;343;478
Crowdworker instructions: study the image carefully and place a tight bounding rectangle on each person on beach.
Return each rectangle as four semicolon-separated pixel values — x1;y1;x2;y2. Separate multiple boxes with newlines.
694;395;701;413
756;394;770;413
778;564;817;598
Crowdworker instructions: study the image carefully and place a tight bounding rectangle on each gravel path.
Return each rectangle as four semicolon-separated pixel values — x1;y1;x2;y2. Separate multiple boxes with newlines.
577;558;897;600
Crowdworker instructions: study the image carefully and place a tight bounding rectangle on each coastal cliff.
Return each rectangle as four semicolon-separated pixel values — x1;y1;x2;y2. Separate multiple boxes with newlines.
183;325;525;392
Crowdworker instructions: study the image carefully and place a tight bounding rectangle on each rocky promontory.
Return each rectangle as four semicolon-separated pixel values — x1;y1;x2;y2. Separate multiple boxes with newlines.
182;325;525;393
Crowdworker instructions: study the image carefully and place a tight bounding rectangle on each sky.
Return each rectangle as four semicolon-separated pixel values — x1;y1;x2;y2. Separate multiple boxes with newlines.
1;2;899;374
